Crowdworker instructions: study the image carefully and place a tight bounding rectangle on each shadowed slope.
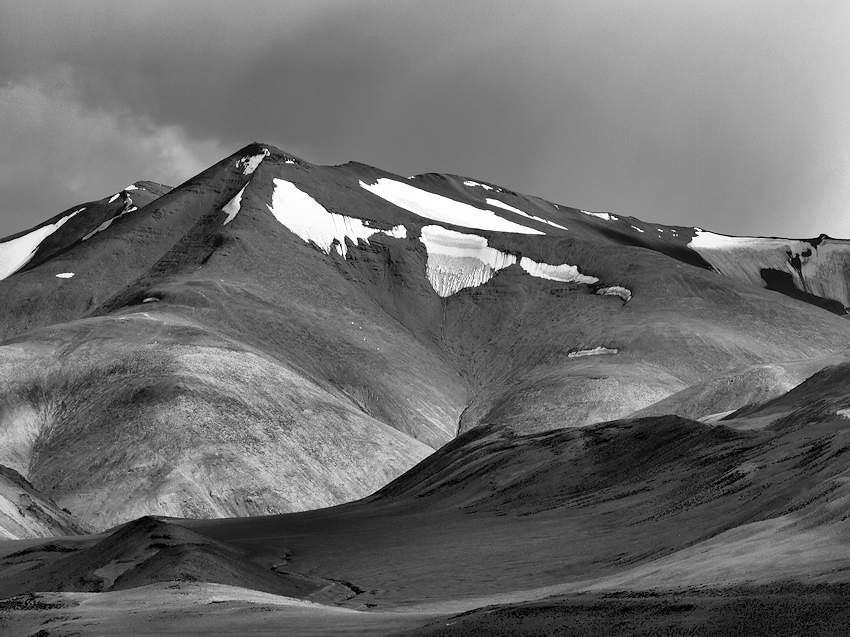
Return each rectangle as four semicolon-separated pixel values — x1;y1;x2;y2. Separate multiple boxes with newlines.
171;409;850;608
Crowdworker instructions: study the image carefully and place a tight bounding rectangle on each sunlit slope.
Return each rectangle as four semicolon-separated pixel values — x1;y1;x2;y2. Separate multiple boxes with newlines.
0;464;91;539
0;317;433;530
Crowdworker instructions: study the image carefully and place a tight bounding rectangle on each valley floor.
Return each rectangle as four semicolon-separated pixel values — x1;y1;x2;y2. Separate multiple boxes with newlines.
2;582;849;636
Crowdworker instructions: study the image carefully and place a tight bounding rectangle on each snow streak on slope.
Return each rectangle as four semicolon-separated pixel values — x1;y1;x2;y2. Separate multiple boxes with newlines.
360;178;544;235
268;179;407;257
463;179;494;190
0;208;84;280
486;198;569;231
568;346;618;357
420;225;597;296
81;195;138;241
222;185;247;225
519;258;597;283
582;210;618;221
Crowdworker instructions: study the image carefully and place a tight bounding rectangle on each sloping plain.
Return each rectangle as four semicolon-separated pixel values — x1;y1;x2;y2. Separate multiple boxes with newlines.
2;144;850;634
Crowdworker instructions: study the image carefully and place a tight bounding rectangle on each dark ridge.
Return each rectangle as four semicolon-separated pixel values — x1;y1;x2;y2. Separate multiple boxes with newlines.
805;233;829;248
593;225;715;270
0;205;89;244
20;182;173;272
760;268;847;316
370;416;747;513
411;172;520;198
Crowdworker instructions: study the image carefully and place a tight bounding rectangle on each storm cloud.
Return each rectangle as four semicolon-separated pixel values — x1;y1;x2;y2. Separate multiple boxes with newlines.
2;0;849;238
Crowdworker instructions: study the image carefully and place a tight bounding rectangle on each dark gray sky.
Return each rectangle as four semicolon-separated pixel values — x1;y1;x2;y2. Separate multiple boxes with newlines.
2;0;849;239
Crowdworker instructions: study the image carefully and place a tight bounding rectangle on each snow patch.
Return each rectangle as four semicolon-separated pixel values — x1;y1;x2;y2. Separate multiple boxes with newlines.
596;286;632;301
518;258;597;284
124;184;138;191
581;210;618;221
0;208;84;280
268;179;407;257
55;272;75;279
486;198;569;231
631;225;645;233
142;297;159;303
360;178;543;235
222;185;246;225
463;179;494;191
420;225;597;296
108;193;120;204
568;347;618;358
237;148;270;175
837;408;850;419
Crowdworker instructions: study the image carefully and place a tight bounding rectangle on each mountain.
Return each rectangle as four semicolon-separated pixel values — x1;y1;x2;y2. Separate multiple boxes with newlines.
1;143;850;535
2;142;850;633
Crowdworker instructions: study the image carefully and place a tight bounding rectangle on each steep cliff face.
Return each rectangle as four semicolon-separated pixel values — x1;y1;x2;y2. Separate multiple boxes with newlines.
688;231;850;313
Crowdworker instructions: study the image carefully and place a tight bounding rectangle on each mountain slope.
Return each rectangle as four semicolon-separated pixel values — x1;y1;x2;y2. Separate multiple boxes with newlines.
2;142;850;532
0;464;91;539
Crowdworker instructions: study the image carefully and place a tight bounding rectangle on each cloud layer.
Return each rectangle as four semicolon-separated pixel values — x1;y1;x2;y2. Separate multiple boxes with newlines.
1;0;849;238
